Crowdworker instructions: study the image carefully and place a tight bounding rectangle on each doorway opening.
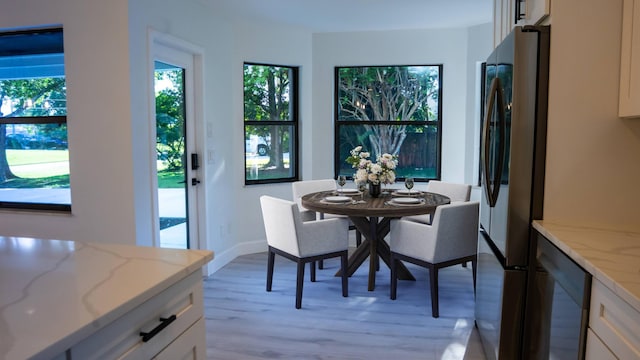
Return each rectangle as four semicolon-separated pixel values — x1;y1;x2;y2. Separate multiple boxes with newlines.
150;33;203;250
155;62;189;249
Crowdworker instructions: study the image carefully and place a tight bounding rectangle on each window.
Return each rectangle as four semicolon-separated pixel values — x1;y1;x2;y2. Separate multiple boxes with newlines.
0;27;70;211
243;63;298;184
335;65;442;182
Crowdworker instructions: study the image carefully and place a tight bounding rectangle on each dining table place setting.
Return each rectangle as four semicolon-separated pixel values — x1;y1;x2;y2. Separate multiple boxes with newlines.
321;195;354;204
390;189;424;197
335;188;360;195
385;196;426;206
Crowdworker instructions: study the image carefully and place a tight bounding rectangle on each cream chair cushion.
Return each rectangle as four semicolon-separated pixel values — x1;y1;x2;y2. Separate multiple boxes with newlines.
291;179;337;221
403;180;472;224
390;202;479;263
260;195;348;257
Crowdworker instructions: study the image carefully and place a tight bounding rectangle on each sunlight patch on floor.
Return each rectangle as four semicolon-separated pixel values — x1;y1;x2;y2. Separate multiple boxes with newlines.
442;342;467;360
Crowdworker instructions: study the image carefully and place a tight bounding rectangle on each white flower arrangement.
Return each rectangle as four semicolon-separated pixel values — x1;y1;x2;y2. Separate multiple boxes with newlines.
346;146;398;185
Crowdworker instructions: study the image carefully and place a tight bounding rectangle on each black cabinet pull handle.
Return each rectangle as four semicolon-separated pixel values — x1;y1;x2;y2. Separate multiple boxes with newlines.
139;315;177;342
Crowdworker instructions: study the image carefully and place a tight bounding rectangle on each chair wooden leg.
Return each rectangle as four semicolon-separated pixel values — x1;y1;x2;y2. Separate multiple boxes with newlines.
356;230;362;246
462;262;467;268
318;260;324;269
310;261;316;282
429;266;439;318
296;260;305;309
390;253;397;300
341;252;348;297
266;249;275;292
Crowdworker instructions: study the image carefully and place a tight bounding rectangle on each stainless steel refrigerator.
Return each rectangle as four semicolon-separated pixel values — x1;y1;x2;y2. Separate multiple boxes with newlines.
475;25;550;359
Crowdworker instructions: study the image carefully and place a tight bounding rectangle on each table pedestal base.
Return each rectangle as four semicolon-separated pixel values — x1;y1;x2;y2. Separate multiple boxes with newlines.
337;216;415;291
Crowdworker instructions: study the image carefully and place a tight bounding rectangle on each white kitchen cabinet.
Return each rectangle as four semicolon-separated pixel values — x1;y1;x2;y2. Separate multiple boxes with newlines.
587;279;640;359
0;237;212;359
619;0;640;117
70;270;206;359
494;0;551;48
493;0;515;47
586;329;617;360
516;0;551;26
155;318;206;360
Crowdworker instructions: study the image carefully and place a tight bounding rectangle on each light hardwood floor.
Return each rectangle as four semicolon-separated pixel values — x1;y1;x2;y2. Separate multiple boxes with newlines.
203;251;487;359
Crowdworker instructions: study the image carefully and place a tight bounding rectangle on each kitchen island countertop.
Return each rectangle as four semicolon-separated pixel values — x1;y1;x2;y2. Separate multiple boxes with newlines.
0;236;213;360
533;220;640;312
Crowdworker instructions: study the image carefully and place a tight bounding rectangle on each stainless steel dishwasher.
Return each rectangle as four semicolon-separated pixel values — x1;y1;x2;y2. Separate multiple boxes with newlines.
524;230;592;359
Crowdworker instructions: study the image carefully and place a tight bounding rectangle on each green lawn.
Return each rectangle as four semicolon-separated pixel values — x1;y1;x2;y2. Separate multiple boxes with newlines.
1;174;70;188
4;150;70;183
158;170;185;188
7;149;69;166
2;149;184;189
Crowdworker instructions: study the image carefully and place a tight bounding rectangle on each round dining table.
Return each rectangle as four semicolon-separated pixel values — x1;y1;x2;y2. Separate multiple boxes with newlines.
301;189;450;291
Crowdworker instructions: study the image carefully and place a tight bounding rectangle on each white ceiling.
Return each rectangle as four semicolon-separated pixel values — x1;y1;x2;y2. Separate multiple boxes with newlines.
208;0;494;33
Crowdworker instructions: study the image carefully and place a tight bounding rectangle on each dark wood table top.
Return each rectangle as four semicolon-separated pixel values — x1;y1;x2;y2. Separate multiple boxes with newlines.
301;189;451;218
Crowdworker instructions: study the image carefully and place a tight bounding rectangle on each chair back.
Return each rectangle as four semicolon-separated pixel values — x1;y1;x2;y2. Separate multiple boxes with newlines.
431;201;479;262
291;179;337;211
260;195;304;257
427;180;471;202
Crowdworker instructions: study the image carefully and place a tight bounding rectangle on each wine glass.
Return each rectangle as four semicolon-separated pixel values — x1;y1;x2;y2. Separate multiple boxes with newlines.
337;175;347;193
404;177;414;195
356;179;367;202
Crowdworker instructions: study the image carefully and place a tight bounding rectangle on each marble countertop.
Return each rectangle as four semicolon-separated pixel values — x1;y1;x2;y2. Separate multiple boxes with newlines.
533;220;640;312
0;237;214;360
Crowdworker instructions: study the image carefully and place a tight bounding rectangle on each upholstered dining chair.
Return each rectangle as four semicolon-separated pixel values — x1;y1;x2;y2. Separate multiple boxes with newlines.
402;180;472;225
260;195;349;309
292;179;362;269
291;179;338;222
389;201;479;317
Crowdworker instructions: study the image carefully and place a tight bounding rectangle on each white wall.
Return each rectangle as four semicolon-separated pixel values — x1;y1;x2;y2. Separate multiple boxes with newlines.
311;26;491;185
544;0;640;232
5;0;637;270
0;0;138;244
466;23;494;188
126;0;239;272
0;1;492;273
230;23;490;271
224;19;315;271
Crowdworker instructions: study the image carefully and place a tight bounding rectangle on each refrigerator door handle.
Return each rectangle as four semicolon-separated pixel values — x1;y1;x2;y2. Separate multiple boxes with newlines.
482;78;496;206
482;77;505;208
495;77;506;204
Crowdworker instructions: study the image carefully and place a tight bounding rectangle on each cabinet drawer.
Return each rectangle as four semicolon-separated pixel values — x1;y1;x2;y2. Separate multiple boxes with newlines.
590;280;640;359
586;328;616;360
155;317;206;360
71;270;204;359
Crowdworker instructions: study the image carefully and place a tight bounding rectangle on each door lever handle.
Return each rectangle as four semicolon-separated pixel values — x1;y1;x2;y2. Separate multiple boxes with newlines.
191;178;201;186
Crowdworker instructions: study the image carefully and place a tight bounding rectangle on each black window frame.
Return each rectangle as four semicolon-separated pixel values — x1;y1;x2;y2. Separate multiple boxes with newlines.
0;27;70;212
334;64;443;183
243;62;299;185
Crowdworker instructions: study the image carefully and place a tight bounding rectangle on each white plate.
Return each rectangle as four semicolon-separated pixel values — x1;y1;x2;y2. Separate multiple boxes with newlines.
391;197;421;204
337;188;360;194
393;189;422;196
324;196;352;203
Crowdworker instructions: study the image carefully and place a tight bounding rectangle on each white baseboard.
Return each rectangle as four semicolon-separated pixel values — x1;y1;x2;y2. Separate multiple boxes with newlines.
204;239;266;276
203;231;362;276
